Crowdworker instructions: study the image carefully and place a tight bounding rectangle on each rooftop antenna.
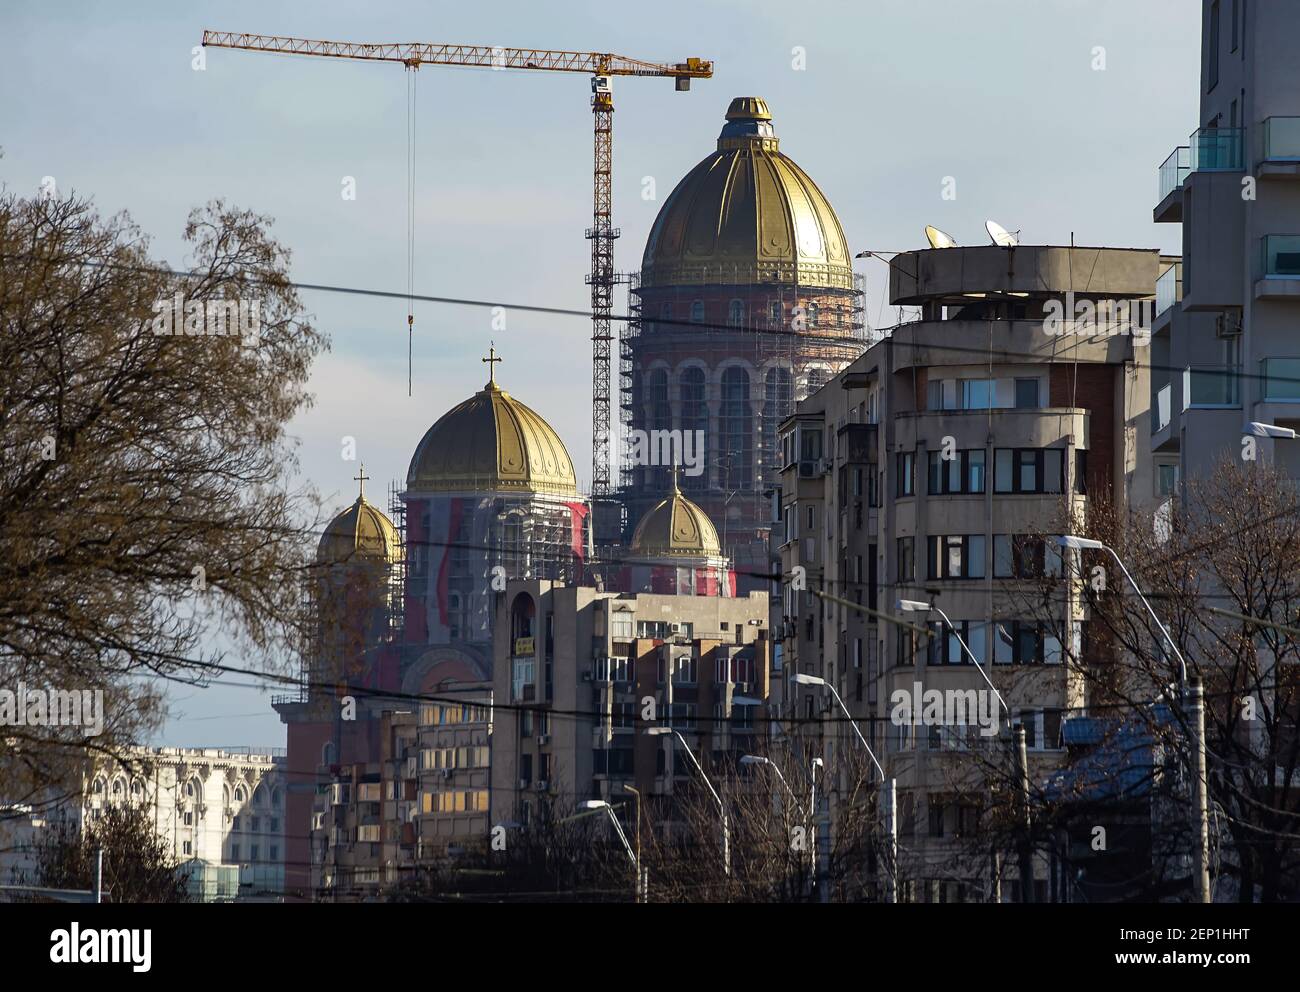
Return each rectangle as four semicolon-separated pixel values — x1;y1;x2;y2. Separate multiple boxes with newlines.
986;219;1020;247
924;225;958;249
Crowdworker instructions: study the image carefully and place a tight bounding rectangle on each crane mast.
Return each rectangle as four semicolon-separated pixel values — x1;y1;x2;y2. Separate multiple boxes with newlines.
200;30;712;512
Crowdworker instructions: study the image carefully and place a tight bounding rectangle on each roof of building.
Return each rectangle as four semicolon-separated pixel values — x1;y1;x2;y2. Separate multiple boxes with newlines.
640;96;854;291
318;470;402;565
406;360;578;498
628;475;722;559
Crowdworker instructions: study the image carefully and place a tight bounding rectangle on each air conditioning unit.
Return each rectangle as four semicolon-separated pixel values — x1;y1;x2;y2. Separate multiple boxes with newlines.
536;734;551;747
1215;313;1242;338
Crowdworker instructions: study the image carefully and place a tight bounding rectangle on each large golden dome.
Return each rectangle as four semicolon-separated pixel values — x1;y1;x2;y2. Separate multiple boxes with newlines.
629;481;722;559
407;370;578;497
318;471;402;564
641;96;853;291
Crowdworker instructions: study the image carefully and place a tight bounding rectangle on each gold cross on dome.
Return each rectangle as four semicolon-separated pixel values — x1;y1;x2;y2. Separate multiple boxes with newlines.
354;464;369;498
482;343;502;385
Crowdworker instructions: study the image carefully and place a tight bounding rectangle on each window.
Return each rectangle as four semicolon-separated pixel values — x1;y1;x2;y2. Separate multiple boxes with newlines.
769;300;783;325
1157;462;1179;497
926;620;987;665
928;449;985;495
927;535;986;579
183;841;192;856
897;537;915;582
728;299;745;326
719;367;753;489
806;302;819;327
993;536;1064;579
231;843;240;860
1014;378;1039;409
896;452;914;497
994;448;1065;494
928;803;945;838
690;300;705;323
1208;0;1221;91
993;621;1068;664
1075;448;1088;494
659;301;672;321
671;655;697;685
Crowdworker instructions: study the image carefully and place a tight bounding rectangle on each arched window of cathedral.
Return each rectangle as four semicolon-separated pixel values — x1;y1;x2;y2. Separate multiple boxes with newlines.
660;301;672;321
679;367;708;491
254;783;269;808
448;591;463;640
690;300;705;323
727;299;745;327
762;367;793;486
645;369;671;491
131;779;144;801
769;301;783;327
272;788;282;808
111;778;125;803
92;777;105;795
805;367;828;396
322;742;337;767
719;367;753;491
806;302;819;327
235;784;247;804
223;784;231;808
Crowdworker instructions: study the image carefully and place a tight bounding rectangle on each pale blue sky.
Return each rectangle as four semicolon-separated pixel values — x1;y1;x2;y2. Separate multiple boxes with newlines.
0;0;1199;747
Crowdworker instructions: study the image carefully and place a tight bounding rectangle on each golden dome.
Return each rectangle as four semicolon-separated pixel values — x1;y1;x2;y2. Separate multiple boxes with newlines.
629;481;722;559
641;96;853;290
318;469;402;564
407;363;578;497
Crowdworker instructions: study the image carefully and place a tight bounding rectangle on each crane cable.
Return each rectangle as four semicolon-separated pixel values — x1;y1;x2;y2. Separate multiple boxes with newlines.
406;67;417;397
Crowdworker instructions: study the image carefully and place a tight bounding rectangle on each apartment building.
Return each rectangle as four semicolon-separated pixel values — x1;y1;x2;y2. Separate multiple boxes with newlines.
772;242;1159;901
0;746;285;901
1151;0;1300;483
490;580;770;828
312;690;493;899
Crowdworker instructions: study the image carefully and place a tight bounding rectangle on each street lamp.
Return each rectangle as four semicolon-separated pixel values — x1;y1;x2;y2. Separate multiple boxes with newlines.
1245;421;1298;439
792;671;894;903
576;800;641;902
646;726;729;876
896;598;1010;719
739;755;804;814
1057;535;1188;684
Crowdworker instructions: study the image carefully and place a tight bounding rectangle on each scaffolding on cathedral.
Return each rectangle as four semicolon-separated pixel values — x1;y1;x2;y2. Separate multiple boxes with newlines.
615;265;869;504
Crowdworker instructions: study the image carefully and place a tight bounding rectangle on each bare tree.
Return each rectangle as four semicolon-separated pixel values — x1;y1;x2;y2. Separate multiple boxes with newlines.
0;191;326;806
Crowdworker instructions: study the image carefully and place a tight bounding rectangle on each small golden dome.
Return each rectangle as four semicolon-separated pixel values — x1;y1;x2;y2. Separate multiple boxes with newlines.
629;480;722;559
641;96;853;291
407;362;578;497
318;469;402;564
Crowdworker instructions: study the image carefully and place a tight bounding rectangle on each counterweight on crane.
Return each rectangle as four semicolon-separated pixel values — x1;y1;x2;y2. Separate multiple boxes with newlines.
201;31;712;511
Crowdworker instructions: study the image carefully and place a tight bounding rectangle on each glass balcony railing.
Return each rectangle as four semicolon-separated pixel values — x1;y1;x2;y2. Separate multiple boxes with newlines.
1153;383;1172;433
1261;235;1300;278
1158;146;1190;201
1263;117;1300;161
1155;263;1182;316
1189;127;1244;172
1261;358;1300;402
1184;365;1241;408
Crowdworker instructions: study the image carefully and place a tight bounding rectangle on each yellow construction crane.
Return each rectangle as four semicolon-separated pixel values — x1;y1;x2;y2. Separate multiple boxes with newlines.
200;31;712;503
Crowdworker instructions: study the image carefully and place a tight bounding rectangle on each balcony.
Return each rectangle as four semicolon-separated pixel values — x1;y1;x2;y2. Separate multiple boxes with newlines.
1256;236;1300;300
1185;365;1241;408
1261;359;1300;403
1155;262;1182;318
1155;146;1189;222
1189;127;1244;172
1260;117;1300;178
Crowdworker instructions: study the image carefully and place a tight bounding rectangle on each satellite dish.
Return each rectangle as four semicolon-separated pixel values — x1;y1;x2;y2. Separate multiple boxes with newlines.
986;219;1020;247
924;225;958;249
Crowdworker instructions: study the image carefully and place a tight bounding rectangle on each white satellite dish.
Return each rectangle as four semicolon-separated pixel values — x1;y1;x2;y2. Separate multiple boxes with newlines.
924;225;958;249
986;219;1020;247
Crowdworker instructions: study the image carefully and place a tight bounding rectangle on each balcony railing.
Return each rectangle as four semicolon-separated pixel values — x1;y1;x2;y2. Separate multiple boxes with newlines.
1260;235;1300;278
1153;383;1172;433
1189;127;1244;172
1261;358;1300;402
1158;146;1190;201
1184;365;1241;408
1263;117;1300;161
1155;263;1182;316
